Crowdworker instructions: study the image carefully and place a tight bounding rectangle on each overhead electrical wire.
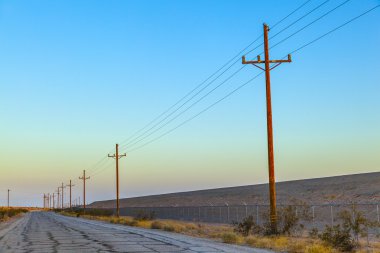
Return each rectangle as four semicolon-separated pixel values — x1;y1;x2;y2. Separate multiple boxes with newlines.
120;0;353;152
88;0;342;177
117;0;315;148
270;0;352;50
122;3;380;155
119;0;331;152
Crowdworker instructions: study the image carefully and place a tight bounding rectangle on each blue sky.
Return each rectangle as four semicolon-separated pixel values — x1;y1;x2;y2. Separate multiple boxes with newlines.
0;0;379;207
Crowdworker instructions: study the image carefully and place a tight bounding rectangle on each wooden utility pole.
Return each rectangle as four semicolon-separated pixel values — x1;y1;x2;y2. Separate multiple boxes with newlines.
108;144;127;217
66;180;75;209
52;193;55;209
79;170;90;214
242;23;292;233
7;189;10;208
60;183;66;209
57;187;60;209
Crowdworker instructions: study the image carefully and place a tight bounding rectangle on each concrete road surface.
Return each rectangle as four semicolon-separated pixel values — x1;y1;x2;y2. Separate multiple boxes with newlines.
0;212;273;253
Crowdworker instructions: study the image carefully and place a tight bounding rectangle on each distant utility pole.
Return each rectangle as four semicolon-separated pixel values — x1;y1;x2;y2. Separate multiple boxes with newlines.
57;187;60;209
79;170;90;214
108;143;127;217
242;23;292;233
52;193;55;210
66;180;75;209
7;189;10;208
60;183;66;210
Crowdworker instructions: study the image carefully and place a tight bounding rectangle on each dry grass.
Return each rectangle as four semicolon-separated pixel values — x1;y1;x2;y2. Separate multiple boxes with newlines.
0;207;28;222
59;212;379;253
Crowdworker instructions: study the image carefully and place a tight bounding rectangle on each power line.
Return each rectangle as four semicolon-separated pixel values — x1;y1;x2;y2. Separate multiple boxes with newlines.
126;71;264;153
117;0;314;148
120;0;341;151
87;0;335;177
124;4;380;154
270;0;314;30
269;0;330;40
270;0;352;50
121;65;247;151
288;4;380;55
119;60;249;150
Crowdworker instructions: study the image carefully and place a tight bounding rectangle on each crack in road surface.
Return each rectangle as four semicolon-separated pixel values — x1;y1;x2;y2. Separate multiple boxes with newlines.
0;212;273;253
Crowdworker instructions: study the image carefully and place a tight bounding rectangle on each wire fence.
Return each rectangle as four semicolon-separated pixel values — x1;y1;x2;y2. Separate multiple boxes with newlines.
118;203;380;237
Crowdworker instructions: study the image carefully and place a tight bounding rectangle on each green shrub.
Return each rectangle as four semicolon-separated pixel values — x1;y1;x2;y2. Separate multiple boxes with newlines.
338;205;368;245
319;224;355;252
233;215;261;236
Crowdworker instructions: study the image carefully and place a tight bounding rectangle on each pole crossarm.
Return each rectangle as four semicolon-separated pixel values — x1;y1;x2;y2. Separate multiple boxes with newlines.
107;154;127;159
242;54;292;71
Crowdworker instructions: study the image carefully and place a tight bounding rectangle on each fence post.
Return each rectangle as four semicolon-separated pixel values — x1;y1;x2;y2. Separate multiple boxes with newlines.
295;206;298;217
377;205;379;223
245;205;248;218
312;206;315;226
330;205;334;226
219;206;222;223
198;207;201;222
256;205;259;225
227;206;230;222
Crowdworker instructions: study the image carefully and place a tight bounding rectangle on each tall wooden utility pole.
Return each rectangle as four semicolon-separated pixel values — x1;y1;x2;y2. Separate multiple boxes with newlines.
66;180;75;209
108;144;127;217
79;170;90;214
7;189;10;208
52;193;55;210
242;23;292;233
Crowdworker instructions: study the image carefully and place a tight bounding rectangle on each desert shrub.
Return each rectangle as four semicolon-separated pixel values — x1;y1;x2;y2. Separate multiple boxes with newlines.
317;205;371;251
241;205;306;236
220;232;239;243
319;224;355;252
277;206;300;235
309;227;319;238
338;206;368;245
233;215;262;236
151;221;163;229
134;210;155;221
0;208;28;221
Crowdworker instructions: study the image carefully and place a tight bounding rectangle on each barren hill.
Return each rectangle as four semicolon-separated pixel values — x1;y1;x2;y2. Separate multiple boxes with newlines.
89;172;380;208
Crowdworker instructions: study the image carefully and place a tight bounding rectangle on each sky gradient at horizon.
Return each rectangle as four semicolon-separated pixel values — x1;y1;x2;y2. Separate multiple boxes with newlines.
0;0;379;207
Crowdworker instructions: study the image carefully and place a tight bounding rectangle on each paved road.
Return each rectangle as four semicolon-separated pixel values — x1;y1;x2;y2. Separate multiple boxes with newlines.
0;212;272;253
